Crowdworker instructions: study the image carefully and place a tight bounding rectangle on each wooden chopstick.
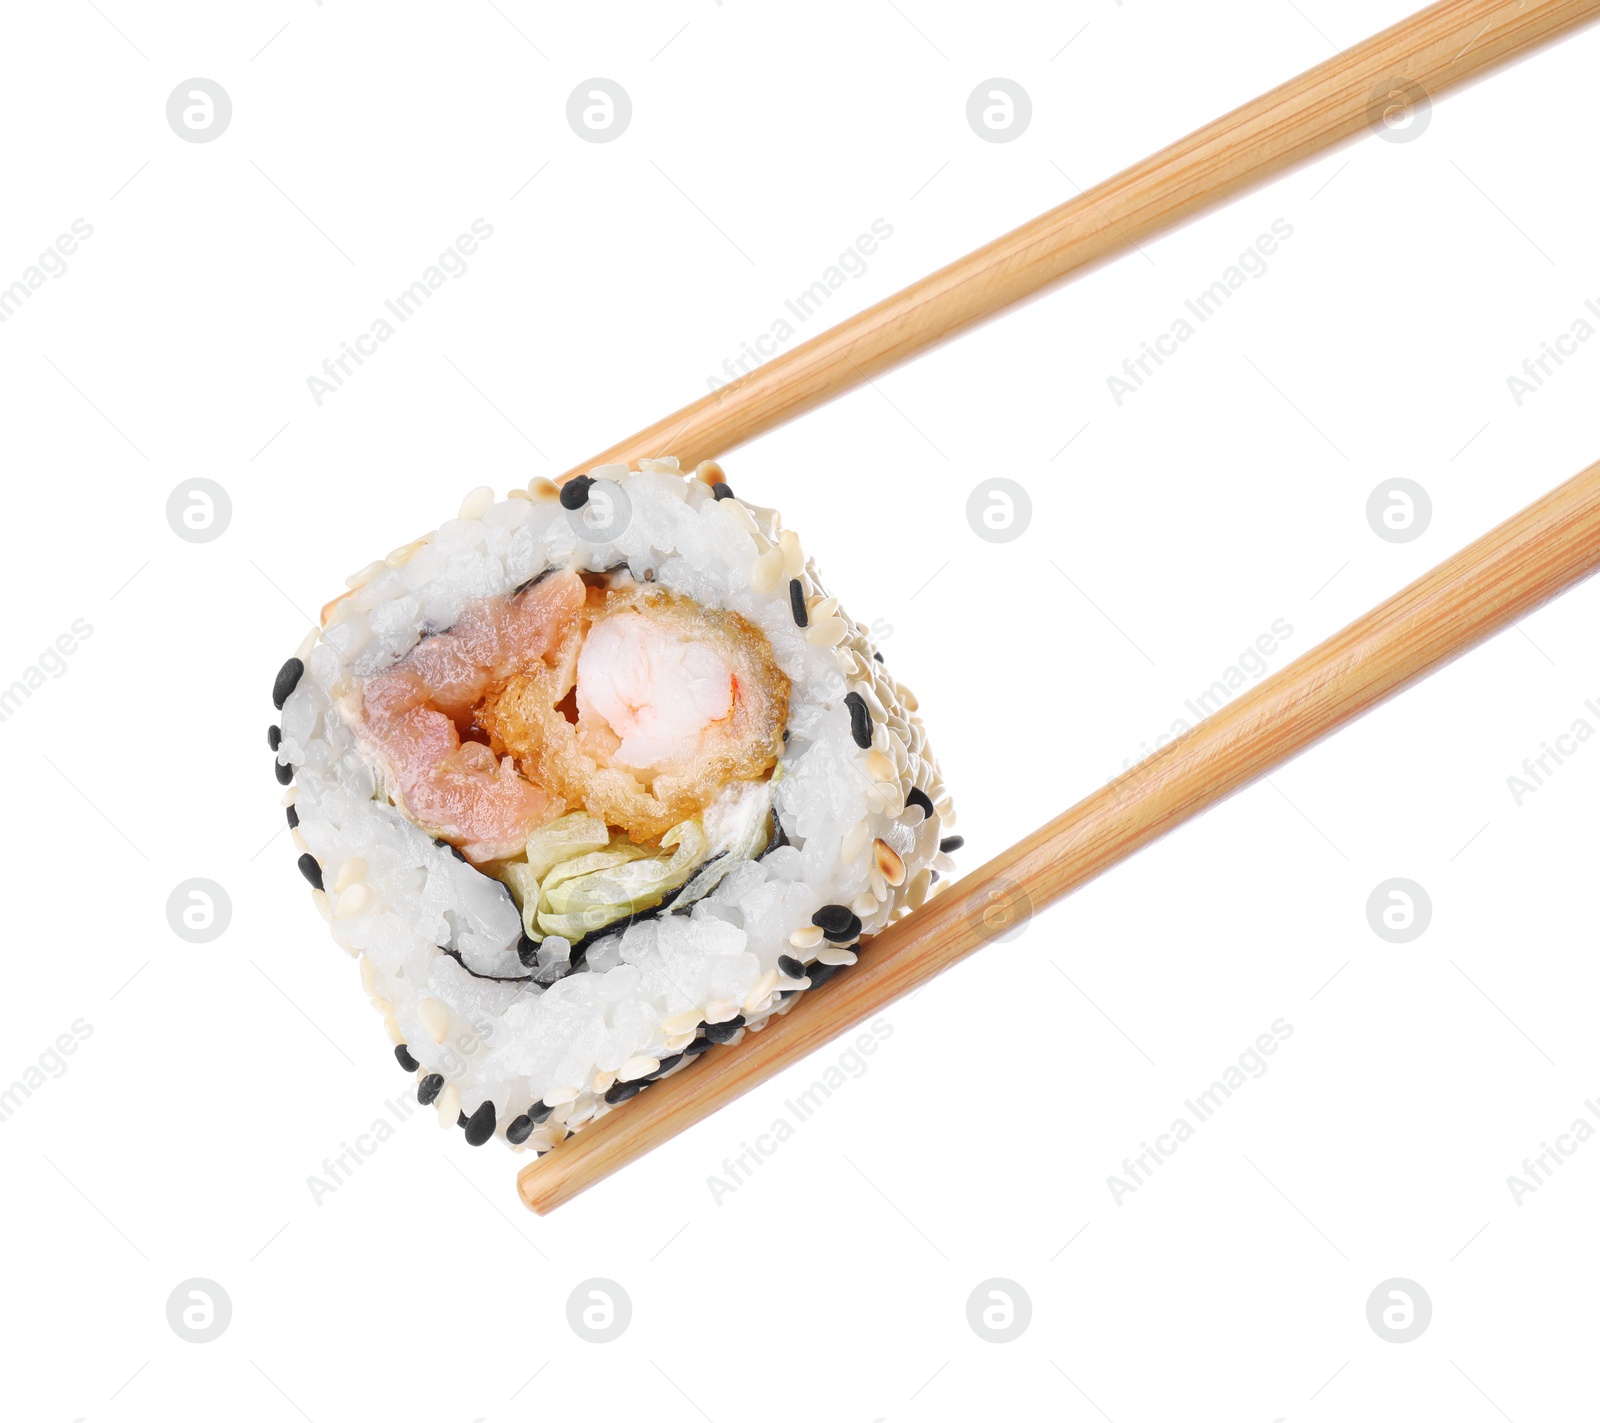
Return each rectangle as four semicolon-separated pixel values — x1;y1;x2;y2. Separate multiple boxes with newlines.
521;456;1600;1211
556;0;1600;483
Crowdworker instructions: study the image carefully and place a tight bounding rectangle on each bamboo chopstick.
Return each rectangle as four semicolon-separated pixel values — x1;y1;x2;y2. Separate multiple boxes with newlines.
556;0;1600;483
521;456;1600;1211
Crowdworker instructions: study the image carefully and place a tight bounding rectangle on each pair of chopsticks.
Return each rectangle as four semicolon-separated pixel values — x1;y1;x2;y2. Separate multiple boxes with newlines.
524;0;1600;1213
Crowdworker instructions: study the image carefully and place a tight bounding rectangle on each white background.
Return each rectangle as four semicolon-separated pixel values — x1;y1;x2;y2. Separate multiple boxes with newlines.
3;1;1599;1419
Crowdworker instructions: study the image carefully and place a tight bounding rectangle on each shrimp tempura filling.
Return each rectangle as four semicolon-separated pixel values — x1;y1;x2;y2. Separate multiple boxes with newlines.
575;612;737;777
481;584;789;842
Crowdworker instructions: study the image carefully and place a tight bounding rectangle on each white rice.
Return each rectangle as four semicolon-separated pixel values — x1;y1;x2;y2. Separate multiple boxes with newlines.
274;460;956;1150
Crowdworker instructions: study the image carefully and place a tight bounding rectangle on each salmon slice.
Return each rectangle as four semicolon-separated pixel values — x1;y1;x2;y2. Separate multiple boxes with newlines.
358;572;585;861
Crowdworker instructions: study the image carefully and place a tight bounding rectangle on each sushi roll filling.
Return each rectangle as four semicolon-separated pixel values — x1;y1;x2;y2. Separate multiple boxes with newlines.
346;566;789;961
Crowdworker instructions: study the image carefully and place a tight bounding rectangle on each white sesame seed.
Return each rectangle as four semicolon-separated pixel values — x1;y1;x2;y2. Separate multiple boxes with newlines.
779;528;804;577
890;733;911;775
542;1084;580;1107
705;998;741;1024
907;867;932;910
743;969;779;1013
458;485;495;520
383;1014;404;1045
418;997;450;1044
436;1082;460;1127
358;955;376;996
874;838;907;887
333;857;367;893
841;819;869;860
619;1056;659;1083
749;545;784;595
344;560;385;591
507;487;533;501
866;749;896;781
804;616;848;647
385;538;425;567
332;882;371;919
661;1008;704;1035
311;887;330;922
528;477;561;500
789;924;824;951
723;499;762;541
817;946;858;967
851;891;878;917
592;1070;618;1095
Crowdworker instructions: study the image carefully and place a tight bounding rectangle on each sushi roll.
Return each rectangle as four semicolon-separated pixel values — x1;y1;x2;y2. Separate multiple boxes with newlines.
270;459;957;1152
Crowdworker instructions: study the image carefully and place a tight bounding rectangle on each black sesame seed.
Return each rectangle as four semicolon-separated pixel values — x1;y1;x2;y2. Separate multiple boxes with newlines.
812;904;861;941
703;1016;745;1045
788;578;808;627
463;1100;496;1146
517;935;539;968
711;483;735;501
457;1111;469;1128
417;1073;444;1106
394;1044;419;1073
682;1036;714;1057
806;962;840;989
529;1099;555;1124
506;1114;534;1145
274;759;294;785
906;786;934;821
297;853;323;890
648;1053;683;1079
812;904;853;934
939;835;965;854
286;804;299;829
605;1080;644;1105
559;475;594;510
778;953;806;979
929;869;939;883
782;728;790;743
873;650;885;663
272;657;304;710
843;692;872;749
268;724;282;751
